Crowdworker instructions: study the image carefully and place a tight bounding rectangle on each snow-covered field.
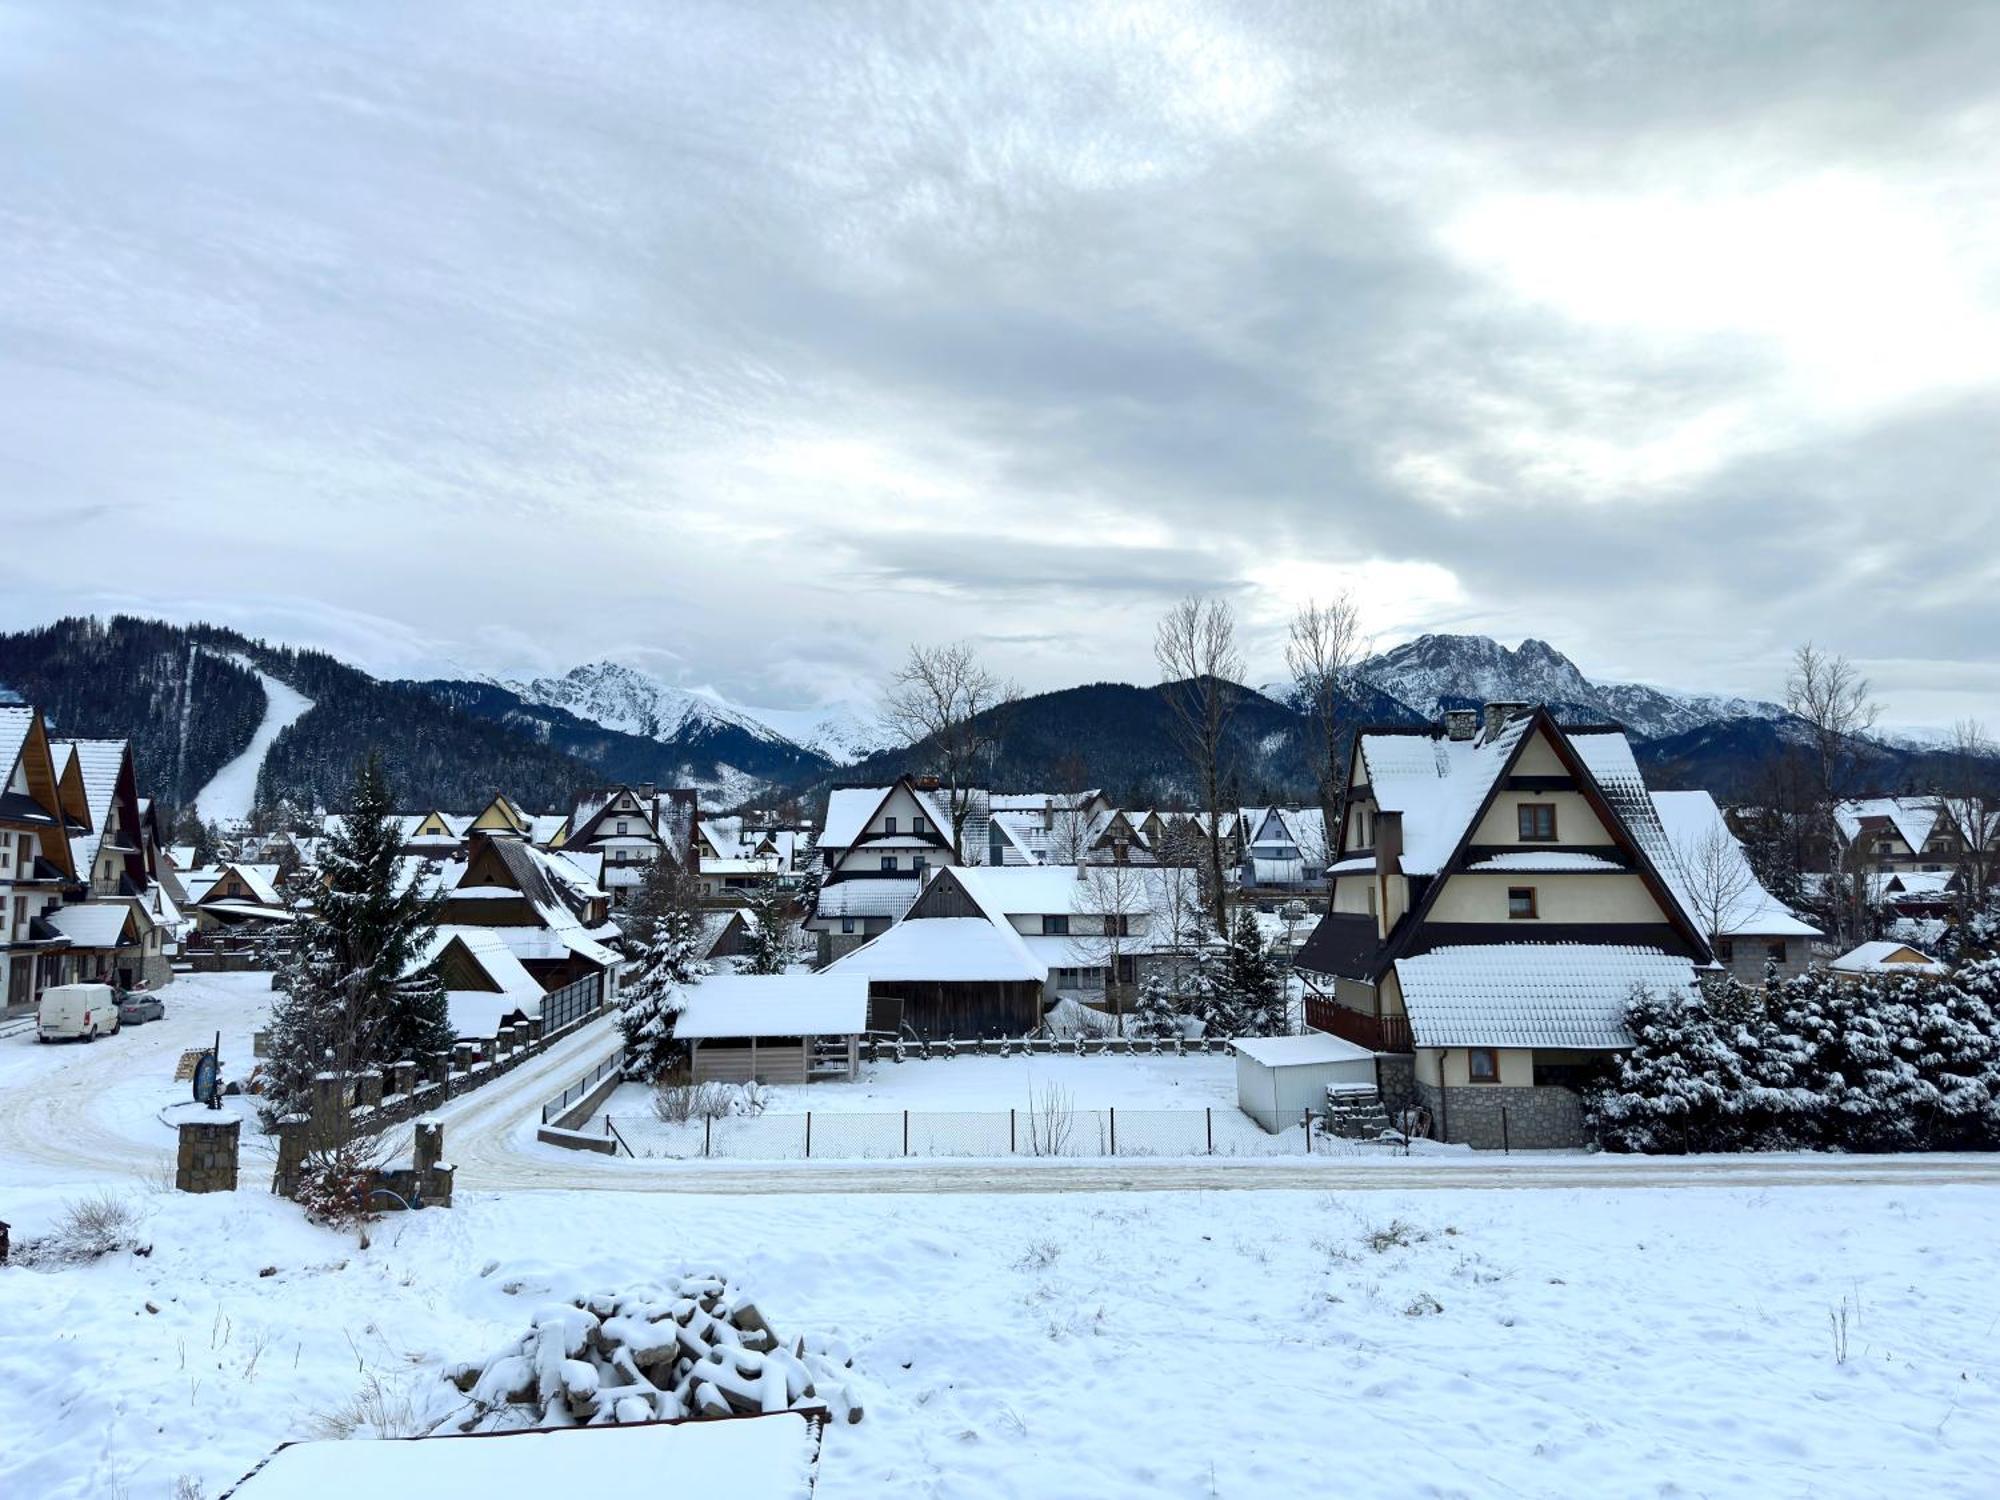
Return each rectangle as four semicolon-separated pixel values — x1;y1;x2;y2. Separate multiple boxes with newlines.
3;1179;1997;1497
192;661;315;823
4;972;1999;1498
599;1052;1243;1120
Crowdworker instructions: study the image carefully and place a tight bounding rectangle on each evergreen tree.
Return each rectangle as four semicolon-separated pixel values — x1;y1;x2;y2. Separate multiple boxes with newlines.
1221;908;1286;1035
739;869;794;975
1129;970;1183;1039
261;753;451;1122
792;831;823;927
619;900;709;1081
1586;981;1744;1153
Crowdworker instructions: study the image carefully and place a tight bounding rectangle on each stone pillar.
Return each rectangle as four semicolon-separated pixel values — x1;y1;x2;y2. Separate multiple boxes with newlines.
390;1060;417;1100
311;1072;347;1147
354;1069;384;1111
272;1114;309;1197
525;1016;546;1048
453;1041;477;1075
479;1036;498;1067
414;1118;453;1208
176;1117;240;1194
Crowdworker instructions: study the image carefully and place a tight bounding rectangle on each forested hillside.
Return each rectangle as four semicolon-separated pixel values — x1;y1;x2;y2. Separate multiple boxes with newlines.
0;617;599;814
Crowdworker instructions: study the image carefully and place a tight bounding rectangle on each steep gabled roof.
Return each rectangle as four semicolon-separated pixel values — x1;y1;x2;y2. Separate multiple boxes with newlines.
61;739;138;881
1834;797;1941;854
1356;714;1534;875
1648;790;1821;939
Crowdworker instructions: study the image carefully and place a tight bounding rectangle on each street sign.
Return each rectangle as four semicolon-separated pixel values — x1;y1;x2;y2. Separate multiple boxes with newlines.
192;1051;218;1106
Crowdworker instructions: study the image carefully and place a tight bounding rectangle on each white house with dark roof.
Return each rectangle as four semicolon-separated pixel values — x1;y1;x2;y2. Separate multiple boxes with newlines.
806;778;971;961
1295;702;1730;1148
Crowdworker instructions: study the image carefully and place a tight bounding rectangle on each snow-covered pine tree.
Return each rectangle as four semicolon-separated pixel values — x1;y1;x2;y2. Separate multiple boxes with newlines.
1586;980;1745;1153
618;856;710;1080
1128;969;1183;1039
261;753;450;1122
1222;907;1285;1036
739;869;794;975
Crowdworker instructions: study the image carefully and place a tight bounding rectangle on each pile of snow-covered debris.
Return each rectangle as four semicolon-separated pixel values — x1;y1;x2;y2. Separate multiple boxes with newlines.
445;1273;862;1431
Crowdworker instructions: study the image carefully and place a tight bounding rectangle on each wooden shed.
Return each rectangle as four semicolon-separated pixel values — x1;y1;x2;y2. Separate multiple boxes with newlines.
675;972;870;1085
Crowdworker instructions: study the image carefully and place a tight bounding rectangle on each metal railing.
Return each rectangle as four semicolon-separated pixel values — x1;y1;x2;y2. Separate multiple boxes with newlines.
540;1050;624;1125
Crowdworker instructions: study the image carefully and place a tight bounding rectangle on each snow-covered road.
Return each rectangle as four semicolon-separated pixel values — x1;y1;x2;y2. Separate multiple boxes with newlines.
192;659;314;823
12;981;2000;1200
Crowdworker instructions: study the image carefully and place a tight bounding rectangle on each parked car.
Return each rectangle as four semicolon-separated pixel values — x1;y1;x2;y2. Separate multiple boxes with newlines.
117;990;165;1026
37;983;122;1043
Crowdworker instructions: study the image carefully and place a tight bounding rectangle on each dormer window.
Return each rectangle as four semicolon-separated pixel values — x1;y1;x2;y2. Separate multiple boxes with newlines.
1518;804;1557;842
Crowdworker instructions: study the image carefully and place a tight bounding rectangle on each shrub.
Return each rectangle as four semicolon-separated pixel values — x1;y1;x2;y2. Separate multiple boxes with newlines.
13;1191;145;1266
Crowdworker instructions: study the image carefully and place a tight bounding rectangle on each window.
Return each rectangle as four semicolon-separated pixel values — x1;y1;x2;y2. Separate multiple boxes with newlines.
617;820;628;835
1718;939;1735;963
1106;914;1131;937
1507;886;1538;919
1468;1047;1500;1084
840;917;855;934
1518;804;1557;842
912;856;928;876
882;817;898;835
1042;914;1070;935
912;815;927;835
1767;941;1788;964
879;855;897;871
1366;884;1377;917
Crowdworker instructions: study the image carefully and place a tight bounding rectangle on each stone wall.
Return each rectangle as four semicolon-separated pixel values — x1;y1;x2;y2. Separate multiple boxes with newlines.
176;1117;240;1193
1415;1080;1588;1150
1374;1054;1419;1118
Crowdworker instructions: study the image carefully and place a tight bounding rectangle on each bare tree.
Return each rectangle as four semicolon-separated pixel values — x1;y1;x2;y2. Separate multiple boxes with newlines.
1155;597;1242;932
1069;863;1149;1033
1673;819;1759;959
1785;643;1881;943
1941;720;2000;902
1786;643;1881;796
880;642;1017;864
1285;595;1367;892
1045;752;1097;866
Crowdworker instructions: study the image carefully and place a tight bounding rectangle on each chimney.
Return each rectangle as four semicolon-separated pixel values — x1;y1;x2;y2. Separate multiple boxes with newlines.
1483;702;1530;741
638;782;657;801
1444;709;1478;742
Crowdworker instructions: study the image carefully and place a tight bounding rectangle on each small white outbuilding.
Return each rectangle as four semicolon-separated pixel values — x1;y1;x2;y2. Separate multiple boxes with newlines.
1231;1033;1377;1134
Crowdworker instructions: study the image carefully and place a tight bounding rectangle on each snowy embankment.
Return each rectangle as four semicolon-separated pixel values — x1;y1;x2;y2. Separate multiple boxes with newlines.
1;1181;1996;1498
193;657;314;824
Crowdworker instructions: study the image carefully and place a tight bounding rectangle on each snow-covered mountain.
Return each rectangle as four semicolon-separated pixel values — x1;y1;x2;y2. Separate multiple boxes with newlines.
500;662;795;749
745;703;888;767
1355;635;1791;741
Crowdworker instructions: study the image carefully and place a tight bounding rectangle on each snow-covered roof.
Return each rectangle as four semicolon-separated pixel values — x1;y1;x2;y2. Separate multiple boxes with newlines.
45;902;133;946
1394;943;1698;1050
59;739;131;877
828;916;1044;983
675;971;871;1038
1828;941;1946;976
227;1412;816;1497
820;787;892;851
1359;715;1533;875
1230;1033;1374;1068
1648;790;1822;939
949;863;1166;918
1835;797;1941;854
1463;851;1627;873
424;924;545;999
1563;729;1703;933
199;901;296;923
813;879;922;920
0;705;32;786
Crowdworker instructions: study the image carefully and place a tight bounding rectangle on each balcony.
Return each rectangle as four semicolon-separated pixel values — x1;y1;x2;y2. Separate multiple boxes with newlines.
1304;994;1412;1053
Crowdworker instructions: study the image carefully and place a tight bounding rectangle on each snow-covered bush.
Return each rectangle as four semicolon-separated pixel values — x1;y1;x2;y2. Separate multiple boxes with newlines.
1589;962;2000;1154
294;1137;390;1229
12;1191;145;1266
651;1080;770;1124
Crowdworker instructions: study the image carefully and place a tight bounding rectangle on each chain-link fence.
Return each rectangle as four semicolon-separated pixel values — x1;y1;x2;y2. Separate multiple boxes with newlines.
605;1104;1334;1161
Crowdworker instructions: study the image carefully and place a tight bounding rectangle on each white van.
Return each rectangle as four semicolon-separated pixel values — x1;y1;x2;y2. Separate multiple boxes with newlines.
37;983;122;1043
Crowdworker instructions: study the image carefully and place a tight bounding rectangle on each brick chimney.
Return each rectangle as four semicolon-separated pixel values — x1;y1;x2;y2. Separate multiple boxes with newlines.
1483;702;1530;741
1444;709;1479;742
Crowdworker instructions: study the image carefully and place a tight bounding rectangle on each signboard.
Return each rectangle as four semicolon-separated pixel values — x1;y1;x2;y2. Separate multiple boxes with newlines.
192;1052;219;1106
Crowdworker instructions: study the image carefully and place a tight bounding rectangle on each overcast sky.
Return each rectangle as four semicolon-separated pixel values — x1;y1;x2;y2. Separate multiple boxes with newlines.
2;1;1997;730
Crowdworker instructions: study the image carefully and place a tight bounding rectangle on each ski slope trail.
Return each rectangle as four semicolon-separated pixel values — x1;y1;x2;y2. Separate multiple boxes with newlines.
192;657;314;823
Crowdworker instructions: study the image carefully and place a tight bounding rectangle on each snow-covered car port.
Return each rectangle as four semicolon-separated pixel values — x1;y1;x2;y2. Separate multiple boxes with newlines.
1230;1033;1376;1133
674;971;871;1085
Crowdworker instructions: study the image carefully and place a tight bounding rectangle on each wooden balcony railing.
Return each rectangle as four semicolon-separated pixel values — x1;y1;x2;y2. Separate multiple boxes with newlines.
1304;994;1412;1053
